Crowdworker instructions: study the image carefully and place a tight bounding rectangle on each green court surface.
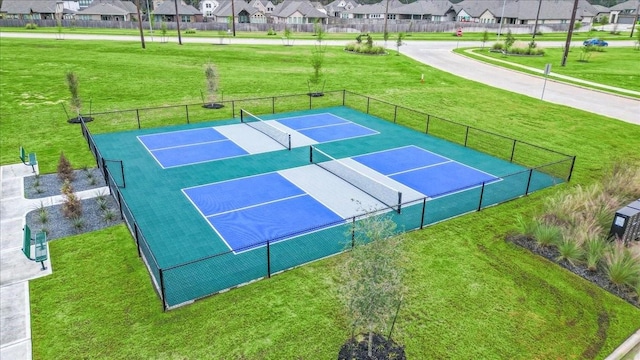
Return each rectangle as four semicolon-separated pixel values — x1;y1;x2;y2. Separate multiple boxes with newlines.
92;106;568;307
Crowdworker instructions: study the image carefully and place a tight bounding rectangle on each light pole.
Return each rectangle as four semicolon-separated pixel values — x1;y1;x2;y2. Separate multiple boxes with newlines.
496;0;507;42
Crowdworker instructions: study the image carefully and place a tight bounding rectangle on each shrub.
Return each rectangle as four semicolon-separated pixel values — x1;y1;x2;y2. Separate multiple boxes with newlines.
556;237;584;266
62;189;82;219
96;197;108;211
25;23;38;30
71;216;85;232
57;152;75;182
184;28;196;34
344;42;386;55
533;223;562;248
37;202;48;224
514;215;538;237
491;42;504;51
604;240;640;288
267;28;276;36
585;236;608;271
102;208;116;223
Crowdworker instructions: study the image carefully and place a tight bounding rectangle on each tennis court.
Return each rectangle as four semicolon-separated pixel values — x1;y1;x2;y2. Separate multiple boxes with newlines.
86;102;572;308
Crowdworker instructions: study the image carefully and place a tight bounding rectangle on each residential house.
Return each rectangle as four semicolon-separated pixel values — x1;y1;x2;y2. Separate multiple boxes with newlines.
324;0;358;18
153;0;201;22
390;0;455;21
0;0;78;20
591;4;611;23
207;0;267;23
341;3;386;19
609;0;639;24
270;0;327;24
76;0;137;21
454;0;599;25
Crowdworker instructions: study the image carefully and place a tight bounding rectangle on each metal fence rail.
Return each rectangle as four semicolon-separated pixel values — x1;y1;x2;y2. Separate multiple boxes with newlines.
79;90;575;310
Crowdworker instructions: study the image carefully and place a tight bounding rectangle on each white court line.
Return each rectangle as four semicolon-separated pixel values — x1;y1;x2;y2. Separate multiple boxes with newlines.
145;138;228;152
206;193;308;217
387;160;453;177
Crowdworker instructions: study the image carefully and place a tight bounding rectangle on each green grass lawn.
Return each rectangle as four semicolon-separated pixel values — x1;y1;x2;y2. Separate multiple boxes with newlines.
458;46;640;96
1;38;639;359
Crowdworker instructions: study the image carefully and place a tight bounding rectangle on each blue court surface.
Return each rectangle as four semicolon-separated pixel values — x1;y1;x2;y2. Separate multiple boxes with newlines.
353;146;501;198
138;128;247;168
276;113;378;143
183;172;344;252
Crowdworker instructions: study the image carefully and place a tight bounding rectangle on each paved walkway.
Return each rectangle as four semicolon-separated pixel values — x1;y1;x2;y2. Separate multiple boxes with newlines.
0;163;107;360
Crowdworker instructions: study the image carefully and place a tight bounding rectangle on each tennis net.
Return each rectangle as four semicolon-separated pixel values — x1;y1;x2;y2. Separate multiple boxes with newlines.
310;146;402;213
240;109;291;150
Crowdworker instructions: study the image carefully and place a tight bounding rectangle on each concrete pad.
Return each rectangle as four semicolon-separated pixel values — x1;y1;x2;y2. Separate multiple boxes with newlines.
0;340;32;360
1;199;36;222
0;218;25;251
0;248;51;286
0;282;30;345
0;176;24;200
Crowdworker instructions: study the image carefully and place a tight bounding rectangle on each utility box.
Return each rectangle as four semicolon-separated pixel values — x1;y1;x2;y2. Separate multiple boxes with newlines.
610;199;640;243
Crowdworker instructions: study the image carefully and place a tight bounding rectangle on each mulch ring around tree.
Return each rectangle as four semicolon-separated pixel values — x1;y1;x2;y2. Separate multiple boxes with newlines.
338;333;406;360
508;234;639;308
67;116;94;124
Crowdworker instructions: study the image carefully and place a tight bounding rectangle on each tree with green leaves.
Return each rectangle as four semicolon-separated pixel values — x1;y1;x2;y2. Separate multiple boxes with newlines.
313;19;325;44
338;211;406;358
395;33;404;55
504;29;516;53
203;61;222;108
481;30;489;49
308;44;325;97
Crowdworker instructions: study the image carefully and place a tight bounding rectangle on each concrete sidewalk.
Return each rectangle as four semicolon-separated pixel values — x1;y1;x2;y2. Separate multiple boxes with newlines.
0;163;107;360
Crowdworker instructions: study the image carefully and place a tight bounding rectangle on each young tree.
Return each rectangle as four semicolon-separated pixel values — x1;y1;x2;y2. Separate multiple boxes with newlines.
66;71;81;119
338;211;406;358
395;32;405;55
504;29;516;53
203;61;222;108
481;30;489;49
313;18;325;45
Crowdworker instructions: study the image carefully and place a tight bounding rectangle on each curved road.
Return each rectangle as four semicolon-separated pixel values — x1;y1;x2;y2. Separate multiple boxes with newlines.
1;32;639;125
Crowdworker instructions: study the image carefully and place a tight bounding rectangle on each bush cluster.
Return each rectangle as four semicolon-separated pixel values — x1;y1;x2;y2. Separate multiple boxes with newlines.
61;180;83;219
267;28;276;36
57;152;75;182
344;43;386;55
184;28;196;34
507;47;545;56
516;161;640;300
25;23;38;30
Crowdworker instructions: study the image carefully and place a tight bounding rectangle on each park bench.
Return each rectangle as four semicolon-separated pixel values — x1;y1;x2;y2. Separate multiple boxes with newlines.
19;146;38;173
22;224;48;270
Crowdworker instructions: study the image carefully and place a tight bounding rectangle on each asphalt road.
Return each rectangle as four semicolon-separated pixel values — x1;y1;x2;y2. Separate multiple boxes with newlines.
1;31;638;125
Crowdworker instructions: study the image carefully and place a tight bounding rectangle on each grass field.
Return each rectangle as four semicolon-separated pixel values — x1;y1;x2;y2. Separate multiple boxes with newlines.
1;38;639;359
458;46;640;96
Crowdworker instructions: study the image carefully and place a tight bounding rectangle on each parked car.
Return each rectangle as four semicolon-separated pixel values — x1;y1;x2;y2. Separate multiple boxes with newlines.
583;38;608;47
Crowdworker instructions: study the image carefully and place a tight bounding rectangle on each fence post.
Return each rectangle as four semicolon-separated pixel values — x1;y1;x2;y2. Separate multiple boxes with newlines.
232;101;235;118
420;197;427;229
120;161;125;188
267;240;271;278
567;156;576;182
134;223;141;257
525;169;533;195
342;89;346;106
393;105;398;124
273;97;276;114
477;182;486;211
425;115;430;134
159;268;167;312
309;93;312;110
510;140;517;163
351;217;356;248
366;97;370;114
185;105;190;124
464;126;469;147
136;109;141;129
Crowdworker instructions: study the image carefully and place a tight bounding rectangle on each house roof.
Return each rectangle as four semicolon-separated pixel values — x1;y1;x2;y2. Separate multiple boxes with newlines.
455;0;600;20
345;3;386;14
77;0;137;15
213;1;261;17
272;0;327;18
389;0;453;16
592;4;610;12
153;0;200;15
0;0;58;15
609;0;640;11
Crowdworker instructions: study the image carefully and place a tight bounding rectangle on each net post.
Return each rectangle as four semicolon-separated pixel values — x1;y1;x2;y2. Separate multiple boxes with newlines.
136;109;141;129
240;109;244;123
525;169;533;195
397;192;402;214
287;134;291;151
185;105;190;124
420;197;427;229
510;140;517;163
309;146;313;163
266;240;271;278
464;126;469;147
477;182;486;211
567;156;576;182
159;268;167;312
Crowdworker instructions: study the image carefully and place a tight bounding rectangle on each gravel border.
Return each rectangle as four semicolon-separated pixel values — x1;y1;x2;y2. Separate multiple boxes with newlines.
509;234;639;308
25;196;122;241
24;168;106;199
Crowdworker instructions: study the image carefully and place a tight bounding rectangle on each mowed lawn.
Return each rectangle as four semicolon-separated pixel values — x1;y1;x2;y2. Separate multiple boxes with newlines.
463;46;640;95
1;38;639;359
